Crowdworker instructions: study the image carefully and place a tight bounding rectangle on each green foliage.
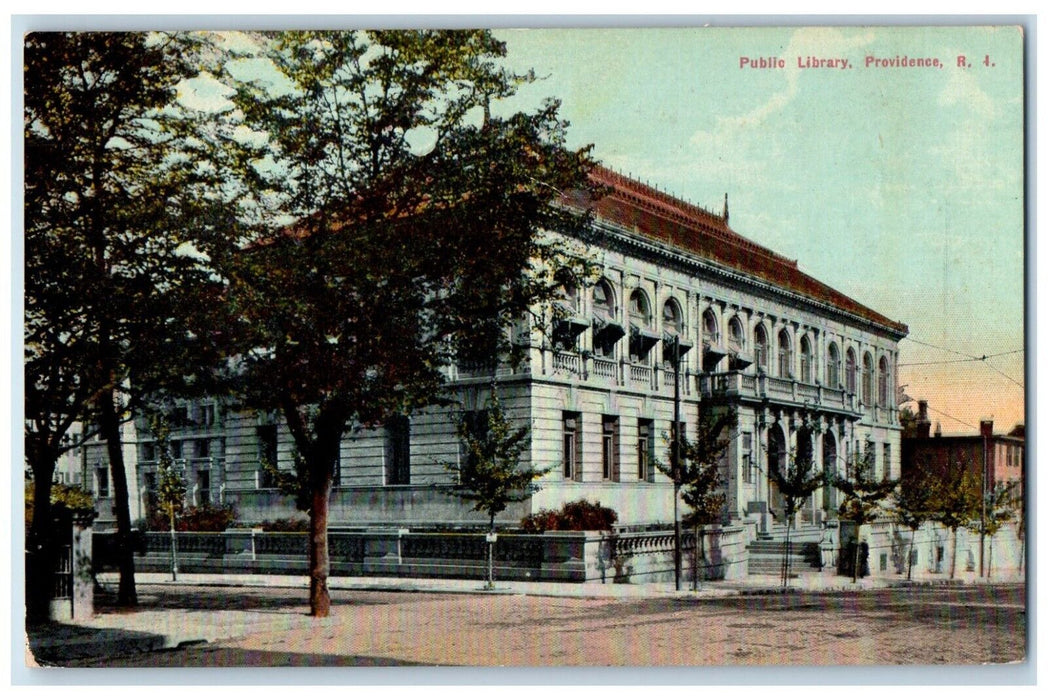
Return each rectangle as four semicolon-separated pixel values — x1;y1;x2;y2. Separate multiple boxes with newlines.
520;499;618;533
834;446;899;528
24;480;97;530
24;32;238;607
892;458;937;532
976;482;1017;539
261;451;313;514
149;414;187;524
766;431;826;522
443;391;549;530
676;405;737;530
201;30;600;613
929;457;982;533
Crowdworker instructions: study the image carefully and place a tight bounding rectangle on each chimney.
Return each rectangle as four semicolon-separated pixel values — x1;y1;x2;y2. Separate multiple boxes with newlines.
934;422;942;438
980;419;994;439
916;400;931;439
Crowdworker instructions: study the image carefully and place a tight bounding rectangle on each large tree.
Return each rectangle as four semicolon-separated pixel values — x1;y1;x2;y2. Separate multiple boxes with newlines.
834;445;898;582
659;403;737;590
24;32;232;610
766;448;825;589
442;387;549;588
929;456;982;579
214;31;598;616
892;457;937;581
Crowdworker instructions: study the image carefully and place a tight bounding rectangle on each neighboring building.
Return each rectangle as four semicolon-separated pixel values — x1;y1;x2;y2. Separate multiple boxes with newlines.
902;400;1025;498
86;166;908;533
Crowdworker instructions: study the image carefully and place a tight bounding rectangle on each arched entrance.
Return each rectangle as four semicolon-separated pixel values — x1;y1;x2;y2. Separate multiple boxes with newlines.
796;424;815;523
767;424;787;521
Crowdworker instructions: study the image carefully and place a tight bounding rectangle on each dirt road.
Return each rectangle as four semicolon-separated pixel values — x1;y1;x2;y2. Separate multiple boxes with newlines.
60;583;1025;667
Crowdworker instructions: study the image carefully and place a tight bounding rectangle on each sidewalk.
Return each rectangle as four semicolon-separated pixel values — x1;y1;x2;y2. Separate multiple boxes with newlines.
25;568;1025;667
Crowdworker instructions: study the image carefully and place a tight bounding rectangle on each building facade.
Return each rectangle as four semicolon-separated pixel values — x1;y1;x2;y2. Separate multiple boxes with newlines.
902;402;1025;499
86;167;908;533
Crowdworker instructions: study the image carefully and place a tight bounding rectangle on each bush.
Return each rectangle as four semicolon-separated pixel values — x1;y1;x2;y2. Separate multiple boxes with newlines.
521;499;618;533
147;503;237;532
253;517;310;532
25;480;97;530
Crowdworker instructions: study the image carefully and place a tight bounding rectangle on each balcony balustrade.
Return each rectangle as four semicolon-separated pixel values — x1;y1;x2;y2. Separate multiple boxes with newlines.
698;371;863;415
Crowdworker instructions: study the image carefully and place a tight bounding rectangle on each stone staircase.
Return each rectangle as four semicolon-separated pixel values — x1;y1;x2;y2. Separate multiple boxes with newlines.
747;523;825;577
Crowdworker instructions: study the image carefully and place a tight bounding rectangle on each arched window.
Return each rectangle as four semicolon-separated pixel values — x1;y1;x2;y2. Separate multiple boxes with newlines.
777;330;792;378
702;309;719;346
800;335;813;384
593;279;615;317
628;289;651;328
827;343;840;387
591;278;622;358
845;348;857;395
728;317;745;352
862;352;874;404
559;278;579;313
663;299;682;336
754;324;769;373
628;289;658;362
878;356;890;406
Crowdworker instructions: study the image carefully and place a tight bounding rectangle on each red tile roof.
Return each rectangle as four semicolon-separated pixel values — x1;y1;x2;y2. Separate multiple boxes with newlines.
574;165;908;336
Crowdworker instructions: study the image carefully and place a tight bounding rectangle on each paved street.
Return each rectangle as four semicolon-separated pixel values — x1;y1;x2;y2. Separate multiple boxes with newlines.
30;579;1025;668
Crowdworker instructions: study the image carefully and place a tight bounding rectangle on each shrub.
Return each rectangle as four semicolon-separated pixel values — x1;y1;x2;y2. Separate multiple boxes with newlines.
147;503;238;532
253;517;310;532
521;498;618;532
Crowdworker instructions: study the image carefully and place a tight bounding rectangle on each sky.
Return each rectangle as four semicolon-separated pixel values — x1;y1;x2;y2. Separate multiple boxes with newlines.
8;21;1027;441
491;26;1026;435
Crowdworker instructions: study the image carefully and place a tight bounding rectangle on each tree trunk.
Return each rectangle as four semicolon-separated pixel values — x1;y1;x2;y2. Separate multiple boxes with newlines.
169;508;178;582
27;456;59;622
987;535;994;580
308;471;332;617
98;385;137;607
949;527;958;579
907;526;917;581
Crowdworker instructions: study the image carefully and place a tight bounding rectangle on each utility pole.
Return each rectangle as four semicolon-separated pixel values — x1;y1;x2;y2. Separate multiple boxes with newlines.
980;429;988;578
673;334;682;592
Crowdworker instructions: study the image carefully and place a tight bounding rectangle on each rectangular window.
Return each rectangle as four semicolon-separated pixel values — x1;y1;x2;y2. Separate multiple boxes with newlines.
637;419;654;481
385;415;411;485
95;466;110;498
602;416;620;481
197;439;211;459
170;440;183;460
201;403;217;427
140;442;156;462
883;443;892;478
742;432;753;484
563;412;581;480
197;470;211;506
257;424;278;488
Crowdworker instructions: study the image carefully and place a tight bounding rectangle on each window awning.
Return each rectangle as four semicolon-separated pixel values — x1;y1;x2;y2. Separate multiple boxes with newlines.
593;312;626;344
662;333;693;362
729;350;754;370
553;315;589;338
629;323;660;356
701;341;728;370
